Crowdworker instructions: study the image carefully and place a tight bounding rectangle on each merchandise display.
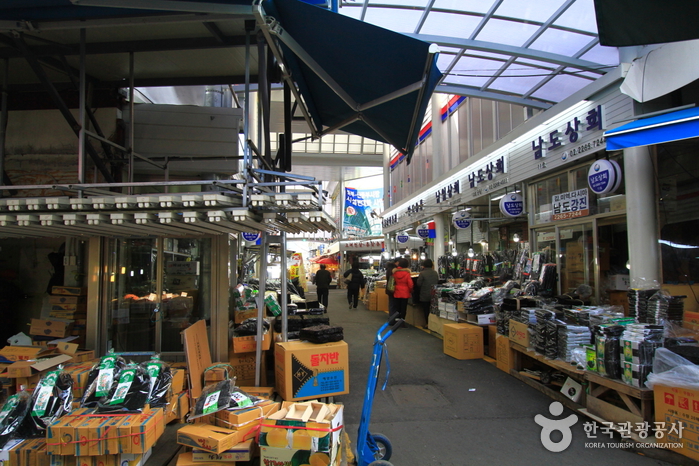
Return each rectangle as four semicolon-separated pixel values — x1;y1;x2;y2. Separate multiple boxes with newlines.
96;362;151;413
81;351;127;407
190;379;234;419
18;368;73;437
0;391;31;448
141;356;173;408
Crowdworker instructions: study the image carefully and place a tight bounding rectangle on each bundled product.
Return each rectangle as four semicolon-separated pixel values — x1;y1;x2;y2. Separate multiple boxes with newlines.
228;387;262;410
463;287;494;315
141;356;173;408
533;308;560;357
96;362;151;413
558;324;592;363
190;379;234;419
594;324;625;379
299;325;344;344
0;391;31;448
646;291;684;325
235;317;271;336
627;288;658;322
81;352;127;407
620;324;663;387
18;368;73;437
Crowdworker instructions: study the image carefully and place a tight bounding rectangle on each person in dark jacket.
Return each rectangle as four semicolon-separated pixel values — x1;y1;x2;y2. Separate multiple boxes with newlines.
416;258;440;323
343;262;365;309
313;264;332;311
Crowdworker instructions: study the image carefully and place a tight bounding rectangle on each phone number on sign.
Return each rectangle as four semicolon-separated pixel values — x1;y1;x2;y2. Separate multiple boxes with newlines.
564;137;605;159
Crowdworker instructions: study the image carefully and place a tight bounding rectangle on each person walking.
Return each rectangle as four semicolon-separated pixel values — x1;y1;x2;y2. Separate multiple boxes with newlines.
416;258;439;325
313;264;332;312
343;262;365;309
385;260;396;315
391;258;413;324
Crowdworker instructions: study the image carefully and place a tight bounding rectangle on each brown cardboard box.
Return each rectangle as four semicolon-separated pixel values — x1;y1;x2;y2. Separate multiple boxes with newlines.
214;400;279;429
2;353;73;378
487;324;497;358
368;292;378;311
51;286;87;296
274;340;349;401
232;332;271;354
508;319;531;348
495;334;515;373
229;352;266;387
442;323;484;360
377;292;389;312
238;386;275;399
192;439;256;462
48;295;86;305
654;384;699;462
170;368;186;394
0;345;41;362
183;320;213;399
29;319;73;338
176;424;243;454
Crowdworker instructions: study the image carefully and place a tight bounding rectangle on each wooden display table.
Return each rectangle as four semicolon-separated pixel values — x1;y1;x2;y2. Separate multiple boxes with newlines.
509;341;586;411
584;371;654;425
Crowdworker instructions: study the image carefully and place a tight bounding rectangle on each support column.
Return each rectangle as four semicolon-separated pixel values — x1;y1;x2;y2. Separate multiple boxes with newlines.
623;145;661;285
431;93;444;179
433;214;445;263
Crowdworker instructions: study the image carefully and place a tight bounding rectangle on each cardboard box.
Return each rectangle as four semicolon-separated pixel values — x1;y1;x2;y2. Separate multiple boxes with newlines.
442;323;484;360
48;295;86;305
466;313;496;325
192;439;256;462
428;313;452;336
376;292;389;313
495;334;515;374
368;292;378;311
608;274;630;290
238;386;275;399
214;400;280;429
176;424;243;454
0;345;42;361
171;368;186;394
183;320;213;399
274;340;349;401
259;404;343;466
654;384;699;462
684;310;699;325
229;352;267;387
29;318;73;338
232;332;271;354
51;286;87;296
487;325;497;358
2;353;73;378
508;319;531;348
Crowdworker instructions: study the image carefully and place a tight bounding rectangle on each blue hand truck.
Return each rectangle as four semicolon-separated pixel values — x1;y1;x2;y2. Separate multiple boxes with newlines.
356;313;403;466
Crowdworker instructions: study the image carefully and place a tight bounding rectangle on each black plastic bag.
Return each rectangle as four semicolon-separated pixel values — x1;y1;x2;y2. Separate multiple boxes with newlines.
190;379;233;419
18;369;73;437
0;391;31;448
299;325;344;344
81;352;127;407
96;363;151;413
140;357;173;409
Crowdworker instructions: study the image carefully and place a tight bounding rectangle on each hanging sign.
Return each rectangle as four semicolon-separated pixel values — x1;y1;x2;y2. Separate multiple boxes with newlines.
242;232;261;243
499;193;524;218
551;188;590;221
417;223;430;239
588;159;620;195
396;233;409;244
452;210;471;229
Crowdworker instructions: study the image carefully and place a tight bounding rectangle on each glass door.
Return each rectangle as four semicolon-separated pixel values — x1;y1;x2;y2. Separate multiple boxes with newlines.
103;236;211;356
559;223;595;299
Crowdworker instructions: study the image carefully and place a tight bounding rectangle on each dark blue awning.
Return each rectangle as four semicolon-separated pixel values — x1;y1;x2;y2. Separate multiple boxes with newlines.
260;0;443;161
605;106;699;150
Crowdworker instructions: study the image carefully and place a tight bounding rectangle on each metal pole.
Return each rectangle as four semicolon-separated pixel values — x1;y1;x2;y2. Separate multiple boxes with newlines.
280;232;288;342
128;52;135;192
255;232;269;386
78;28;86;185
0;58;8;197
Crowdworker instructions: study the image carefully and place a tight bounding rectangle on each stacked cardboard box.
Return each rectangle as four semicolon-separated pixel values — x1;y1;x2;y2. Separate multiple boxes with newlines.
48;286;88;346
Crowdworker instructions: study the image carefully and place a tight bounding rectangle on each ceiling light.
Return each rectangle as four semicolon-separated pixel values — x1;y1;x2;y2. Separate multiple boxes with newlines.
513;233;520;243
468;248;474;258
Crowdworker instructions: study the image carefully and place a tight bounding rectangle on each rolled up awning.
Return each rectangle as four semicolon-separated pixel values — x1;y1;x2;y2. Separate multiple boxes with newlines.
604;106;699;150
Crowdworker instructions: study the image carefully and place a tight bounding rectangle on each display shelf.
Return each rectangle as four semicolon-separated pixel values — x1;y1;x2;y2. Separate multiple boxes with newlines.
585;371;654;425
509;341;586;412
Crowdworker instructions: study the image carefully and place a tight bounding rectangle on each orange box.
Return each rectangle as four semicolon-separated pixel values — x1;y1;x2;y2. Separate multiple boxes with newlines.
495;334;516;374
654;384;699;462
443;323;484;360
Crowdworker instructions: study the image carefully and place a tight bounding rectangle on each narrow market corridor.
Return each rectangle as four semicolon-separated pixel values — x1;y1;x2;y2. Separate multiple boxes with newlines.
312;287;683;466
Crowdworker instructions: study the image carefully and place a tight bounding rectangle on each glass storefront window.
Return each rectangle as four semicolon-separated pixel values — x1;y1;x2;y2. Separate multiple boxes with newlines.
105;237;211;354
533;173;568;224
559;223;595;297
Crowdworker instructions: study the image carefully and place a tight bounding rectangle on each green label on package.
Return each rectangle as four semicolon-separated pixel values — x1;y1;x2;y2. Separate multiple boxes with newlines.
202;390;221;414
96;356;117;397
32;370;59;416
109;368;135;405
0;395;19;425
230;391;252;408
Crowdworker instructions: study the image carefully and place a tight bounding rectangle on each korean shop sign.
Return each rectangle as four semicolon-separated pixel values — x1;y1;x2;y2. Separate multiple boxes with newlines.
551;188;589;221
531;105;605;160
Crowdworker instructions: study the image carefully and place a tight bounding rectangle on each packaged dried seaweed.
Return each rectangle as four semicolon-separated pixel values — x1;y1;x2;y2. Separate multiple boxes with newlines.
0;391;31;448
141;355;173;408
190;379;233;419
18;368;73;437
95;363;151;413
81;351;127;407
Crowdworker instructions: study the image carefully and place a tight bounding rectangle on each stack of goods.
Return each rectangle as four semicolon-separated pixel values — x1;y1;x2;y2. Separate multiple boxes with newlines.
564;308;591;328
17;368;73;437
537;263;558;297
588;307;627;328
299;325;344;344
533;309;562;358
621;324;663;387
177;386;281;465
594;324;626;379
645;291;685;325
462;287;495;316
628;288;659;322
273;315;330;340
81;352;128;408
232;284;259;323
496;297;538;336
257;401;344;466
46;286;88;346
558;324;592;363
